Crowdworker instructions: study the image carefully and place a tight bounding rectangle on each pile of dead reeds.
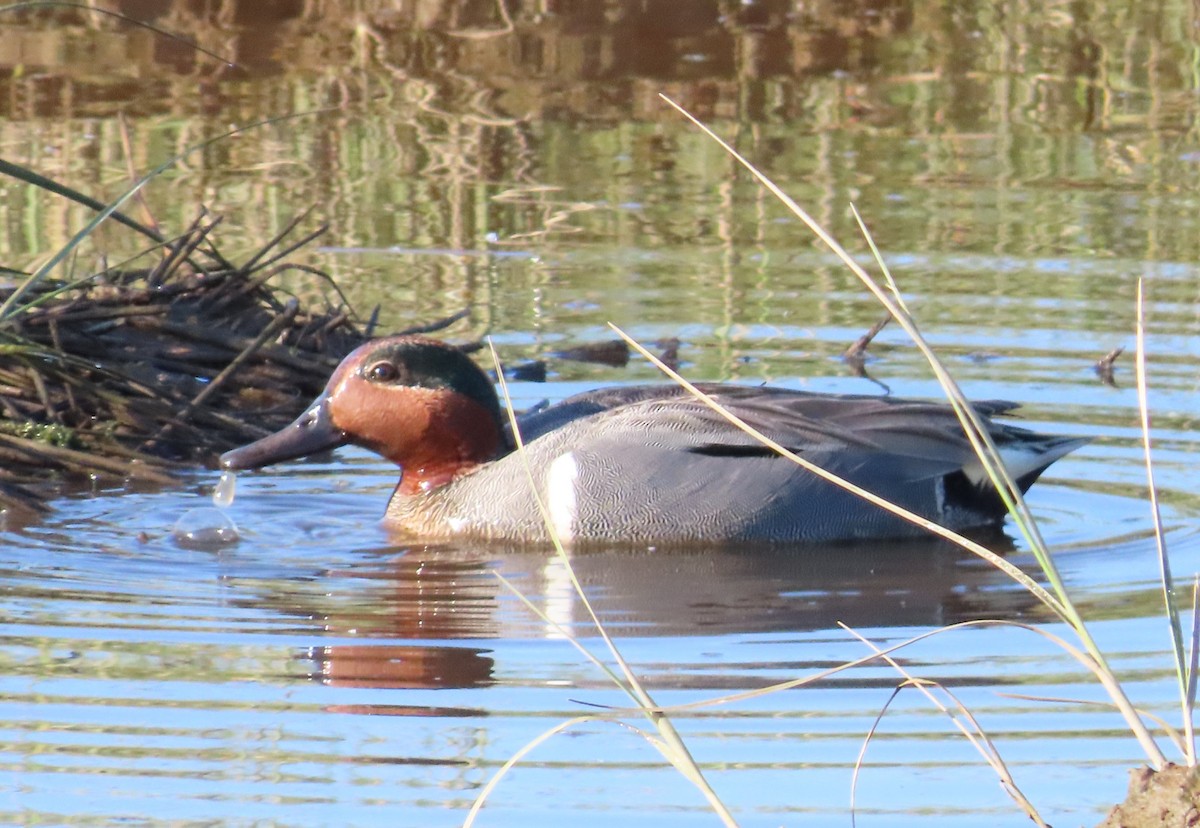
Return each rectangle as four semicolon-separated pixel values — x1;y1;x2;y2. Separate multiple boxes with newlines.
0;213;465;513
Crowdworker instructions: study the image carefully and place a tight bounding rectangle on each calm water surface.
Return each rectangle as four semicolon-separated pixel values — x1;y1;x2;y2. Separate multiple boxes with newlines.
2;3;1200;826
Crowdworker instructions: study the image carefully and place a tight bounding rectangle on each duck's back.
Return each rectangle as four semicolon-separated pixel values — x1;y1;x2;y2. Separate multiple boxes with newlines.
385;385;1086;545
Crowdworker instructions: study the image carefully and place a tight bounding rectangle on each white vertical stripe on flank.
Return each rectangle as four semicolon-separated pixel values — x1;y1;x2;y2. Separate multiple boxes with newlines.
545;452;579;542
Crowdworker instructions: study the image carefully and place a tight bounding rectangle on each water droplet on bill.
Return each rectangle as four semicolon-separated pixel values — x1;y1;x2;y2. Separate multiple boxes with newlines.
212;471;236;508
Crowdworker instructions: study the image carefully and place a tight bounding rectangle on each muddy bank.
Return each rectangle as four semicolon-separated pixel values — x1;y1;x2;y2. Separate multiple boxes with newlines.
1097;763;1200;827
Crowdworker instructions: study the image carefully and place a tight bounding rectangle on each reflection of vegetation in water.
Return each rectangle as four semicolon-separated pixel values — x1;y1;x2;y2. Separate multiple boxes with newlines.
0;6;1193;376
0;4;1195;418
2;0;1199;267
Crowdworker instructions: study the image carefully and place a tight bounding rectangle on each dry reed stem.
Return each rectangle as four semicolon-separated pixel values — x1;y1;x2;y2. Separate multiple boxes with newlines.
0;215;466;511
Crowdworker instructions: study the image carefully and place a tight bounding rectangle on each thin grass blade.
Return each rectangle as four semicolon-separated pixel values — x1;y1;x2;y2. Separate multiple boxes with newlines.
610;324;1070;622
842;623;1047;826
0;159;164;244
463;716;600;827
1134;277;1190;762
492;570;632;695
655;95;1168;769
849;204;910;316
488;342;739;827
851;686;904;828
1188;578;1200;764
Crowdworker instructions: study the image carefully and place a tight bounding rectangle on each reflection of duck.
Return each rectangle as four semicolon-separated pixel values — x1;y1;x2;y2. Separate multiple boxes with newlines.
280;540;1042;700
221;335;1086;545
308;643;494;696
461;539;1042;637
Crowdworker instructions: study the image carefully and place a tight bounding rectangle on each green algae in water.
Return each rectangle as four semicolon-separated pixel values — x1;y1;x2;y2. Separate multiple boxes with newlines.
0;420;80;448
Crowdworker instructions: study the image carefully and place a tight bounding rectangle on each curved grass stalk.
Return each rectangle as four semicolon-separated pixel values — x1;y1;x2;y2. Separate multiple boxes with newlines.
636;619;1158;749
463;715;600;828
655;94;1169;770
656;95;1060;589
851;685;1043;827
850;687;901;828
842;624;1047;827
487;342;739;828
611;326;1067;622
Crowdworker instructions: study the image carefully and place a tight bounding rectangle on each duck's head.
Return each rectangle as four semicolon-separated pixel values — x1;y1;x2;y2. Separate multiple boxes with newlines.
220;336;507;493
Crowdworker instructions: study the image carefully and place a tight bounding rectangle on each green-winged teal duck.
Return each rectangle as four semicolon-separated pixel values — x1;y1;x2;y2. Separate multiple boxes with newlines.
220;335;1087;545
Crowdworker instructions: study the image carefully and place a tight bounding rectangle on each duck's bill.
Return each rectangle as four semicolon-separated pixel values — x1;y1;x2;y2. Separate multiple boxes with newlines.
220;396;348;470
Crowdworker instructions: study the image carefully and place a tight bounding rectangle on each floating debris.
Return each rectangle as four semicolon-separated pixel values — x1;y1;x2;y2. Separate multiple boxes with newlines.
842;312;890;363
553;339;630;367
656;337;681;371
1095;345;1125;386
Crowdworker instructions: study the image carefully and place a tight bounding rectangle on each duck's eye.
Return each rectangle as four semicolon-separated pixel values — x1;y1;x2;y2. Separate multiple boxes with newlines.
365;361;399;383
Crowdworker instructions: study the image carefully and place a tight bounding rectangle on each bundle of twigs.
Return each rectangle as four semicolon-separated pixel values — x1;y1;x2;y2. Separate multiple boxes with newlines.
0;213;467;513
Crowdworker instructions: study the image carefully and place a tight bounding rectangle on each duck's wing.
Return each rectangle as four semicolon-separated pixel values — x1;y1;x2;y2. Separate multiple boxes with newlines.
634;390;1082;489
515;383;1010;445
513;392;1084;543
519;386;1056;479
592;393;979;483
749;392;1088;488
